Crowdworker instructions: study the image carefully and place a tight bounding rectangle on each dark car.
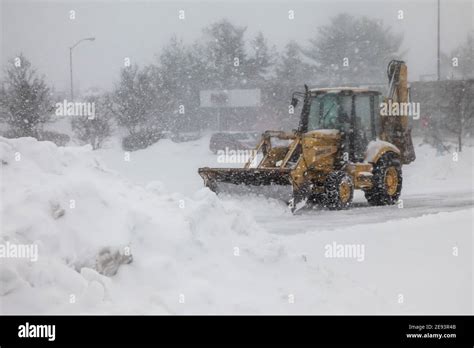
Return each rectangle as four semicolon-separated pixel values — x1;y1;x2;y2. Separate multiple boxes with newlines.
209;132;260;154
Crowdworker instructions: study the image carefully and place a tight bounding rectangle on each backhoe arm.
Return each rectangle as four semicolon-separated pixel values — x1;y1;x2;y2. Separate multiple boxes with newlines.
380;60;416;164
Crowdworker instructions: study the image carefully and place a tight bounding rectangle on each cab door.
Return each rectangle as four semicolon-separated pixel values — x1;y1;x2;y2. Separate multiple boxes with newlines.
351;94;374;162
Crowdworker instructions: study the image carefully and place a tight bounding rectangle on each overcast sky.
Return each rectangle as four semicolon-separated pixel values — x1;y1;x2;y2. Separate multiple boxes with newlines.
1;0;472;93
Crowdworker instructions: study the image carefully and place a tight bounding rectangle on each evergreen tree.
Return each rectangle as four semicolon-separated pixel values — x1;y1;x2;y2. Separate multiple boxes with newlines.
156;36;203;131
0;54;52;137
202;19;249;88
110;65;155;135
276;41;312;86
247;32;275;82
304;14;403;85
267;41;312;129
448;32;474;79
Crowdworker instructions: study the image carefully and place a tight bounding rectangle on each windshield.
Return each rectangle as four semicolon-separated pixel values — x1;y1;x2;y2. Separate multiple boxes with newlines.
307;94;352;131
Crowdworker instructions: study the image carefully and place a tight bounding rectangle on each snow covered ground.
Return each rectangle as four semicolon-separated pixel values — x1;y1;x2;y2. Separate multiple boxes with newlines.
0;135;472;314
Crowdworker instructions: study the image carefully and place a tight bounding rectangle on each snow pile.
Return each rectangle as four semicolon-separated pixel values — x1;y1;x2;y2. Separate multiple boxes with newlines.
0;136;283;313
283;209;472;314
97;135;473;199
404;142;473;194
364;140;399;163
95;135;231;194
0;136;471;314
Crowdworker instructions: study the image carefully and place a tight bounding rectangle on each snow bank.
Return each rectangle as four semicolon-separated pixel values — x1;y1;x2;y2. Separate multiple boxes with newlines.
0;136;471;314
0;136;307;314
283;208;473;314
97;136;473;199
404;142;473;194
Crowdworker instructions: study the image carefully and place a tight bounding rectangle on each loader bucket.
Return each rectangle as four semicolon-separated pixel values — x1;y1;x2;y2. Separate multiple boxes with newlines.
198;167;294;200
198;130;303;205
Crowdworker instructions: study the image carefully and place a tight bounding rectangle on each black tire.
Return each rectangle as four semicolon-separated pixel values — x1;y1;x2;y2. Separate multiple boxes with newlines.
364;152;402;206
322;171;354;210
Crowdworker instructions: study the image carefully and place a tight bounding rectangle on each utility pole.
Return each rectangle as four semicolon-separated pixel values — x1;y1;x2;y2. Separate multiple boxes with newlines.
69;47;74;101
437;0;441;81
69;37;95;101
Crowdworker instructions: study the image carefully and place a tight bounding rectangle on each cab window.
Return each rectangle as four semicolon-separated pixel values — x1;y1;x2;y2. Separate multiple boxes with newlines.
355;95;372;139
307;94;351;131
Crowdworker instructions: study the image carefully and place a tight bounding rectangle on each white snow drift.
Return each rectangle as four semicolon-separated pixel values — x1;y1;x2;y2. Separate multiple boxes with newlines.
0;136;472;314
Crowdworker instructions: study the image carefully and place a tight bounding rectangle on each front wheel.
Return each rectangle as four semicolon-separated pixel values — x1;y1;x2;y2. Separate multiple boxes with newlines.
364;152;402;206
322;171;354;210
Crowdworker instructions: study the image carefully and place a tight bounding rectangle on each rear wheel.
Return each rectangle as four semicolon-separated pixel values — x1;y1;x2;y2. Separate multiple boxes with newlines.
364;152;402;206
322;171;354;210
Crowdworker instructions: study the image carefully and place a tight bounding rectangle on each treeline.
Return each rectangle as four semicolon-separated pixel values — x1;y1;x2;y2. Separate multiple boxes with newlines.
106;14;406;137
1;14;472;150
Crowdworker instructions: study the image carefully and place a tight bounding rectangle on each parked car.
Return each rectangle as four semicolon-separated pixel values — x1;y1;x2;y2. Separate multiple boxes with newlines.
122;129;163;151
209;131;260;154
171;131;202;143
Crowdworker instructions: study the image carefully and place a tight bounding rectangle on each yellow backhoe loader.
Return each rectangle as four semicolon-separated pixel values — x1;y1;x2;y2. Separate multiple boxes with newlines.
198;60;416;212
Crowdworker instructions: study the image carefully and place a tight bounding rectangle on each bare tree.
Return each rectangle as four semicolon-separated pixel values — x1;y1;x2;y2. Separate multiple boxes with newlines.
442;80;474;152
71;95;112;149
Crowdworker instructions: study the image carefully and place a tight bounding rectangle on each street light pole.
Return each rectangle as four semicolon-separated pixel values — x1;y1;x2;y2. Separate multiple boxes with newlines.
69;47;74;101
437;0;440;81
69;37;95;101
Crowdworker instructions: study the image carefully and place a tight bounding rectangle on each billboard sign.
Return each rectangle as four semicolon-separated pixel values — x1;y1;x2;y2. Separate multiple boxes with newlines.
200;89;261;108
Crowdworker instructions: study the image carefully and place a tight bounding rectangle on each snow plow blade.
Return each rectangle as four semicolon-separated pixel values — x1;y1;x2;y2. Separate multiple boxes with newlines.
198;167;292;192
198;130;305;209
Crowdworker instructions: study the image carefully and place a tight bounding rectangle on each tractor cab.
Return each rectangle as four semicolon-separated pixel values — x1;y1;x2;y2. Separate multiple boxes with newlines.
199;60;415;212
295;88;381;163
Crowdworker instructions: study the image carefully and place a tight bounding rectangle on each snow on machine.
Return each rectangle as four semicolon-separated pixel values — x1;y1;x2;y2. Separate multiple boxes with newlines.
198;60;416;212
